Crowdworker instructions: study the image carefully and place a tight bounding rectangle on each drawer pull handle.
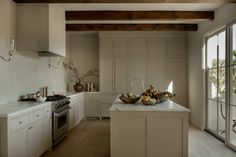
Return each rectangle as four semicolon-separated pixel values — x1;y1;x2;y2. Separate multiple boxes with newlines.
36;115;39;117
19;121;22;124
28;127;33;130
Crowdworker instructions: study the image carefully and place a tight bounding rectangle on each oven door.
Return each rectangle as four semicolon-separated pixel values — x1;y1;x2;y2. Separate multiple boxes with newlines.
53;107;70;142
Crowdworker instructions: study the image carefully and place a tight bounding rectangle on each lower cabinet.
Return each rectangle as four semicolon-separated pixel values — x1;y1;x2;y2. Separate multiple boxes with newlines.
28;120;44;157
6;104;52;157
9;128;28;157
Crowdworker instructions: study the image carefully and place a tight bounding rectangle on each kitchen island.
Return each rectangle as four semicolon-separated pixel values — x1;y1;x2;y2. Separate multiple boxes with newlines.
110;98;190;157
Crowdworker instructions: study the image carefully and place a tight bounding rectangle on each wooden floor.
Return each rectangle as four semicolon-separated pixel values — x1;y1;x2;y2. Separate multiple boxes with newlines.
41;119;236;157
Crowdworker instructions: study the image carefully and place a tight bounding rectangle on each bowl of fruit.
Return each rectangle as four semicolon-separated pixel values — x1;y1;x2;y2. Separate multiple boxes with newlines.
119;93;140;104
141;85;176;105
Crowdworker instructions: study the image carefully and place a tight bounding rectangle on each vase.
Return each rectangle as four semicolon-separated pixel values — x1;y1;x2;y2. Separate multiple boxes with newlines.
74;82;83;92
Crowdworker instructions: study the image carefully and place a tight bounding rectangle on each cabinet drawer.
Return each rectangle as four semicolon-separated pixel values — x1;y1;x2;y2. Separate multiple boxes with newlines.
29;110;43;123
9;115;29;132
44;107;51;117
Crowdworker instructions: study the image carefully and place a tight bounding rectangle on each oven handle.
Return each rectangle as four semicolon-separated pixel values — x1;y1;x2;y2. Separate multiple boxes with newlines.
54;107;71;117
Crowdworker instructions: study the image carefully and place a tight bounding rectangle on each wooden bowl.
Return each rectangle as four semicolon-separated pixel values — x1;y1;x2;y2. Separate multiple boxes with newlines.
119;95;140;104
141;99;157;105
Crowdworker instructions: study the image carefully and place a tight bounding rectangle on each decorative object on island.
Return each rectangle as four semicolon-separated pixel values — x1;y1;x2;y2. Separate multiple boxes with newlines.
142;85;176;105
119;93;140;104
63;58;99;92
0;36;16;62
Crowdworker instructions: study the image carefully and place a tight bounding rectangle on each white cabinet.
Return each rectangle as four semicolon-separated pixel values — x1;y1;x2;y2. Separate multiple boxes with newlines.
28;120;44;157
100;58;113;93
115;58;128;94
99;94;117;118
167;38;187;57
4;104;52;157
128;58;147;94
130;39;147;58
113;39;129;58
99;38;113;57
147;59;166;91
9;128;28;157
85;93;100;117
16;4;66;56
69;93;85;130
148;38;167;58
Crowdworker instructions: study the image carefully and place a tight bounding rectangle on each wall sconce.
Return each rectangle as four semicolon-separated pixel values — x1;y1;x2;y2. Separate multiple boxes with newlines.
48;56;63;69
0;36;16;62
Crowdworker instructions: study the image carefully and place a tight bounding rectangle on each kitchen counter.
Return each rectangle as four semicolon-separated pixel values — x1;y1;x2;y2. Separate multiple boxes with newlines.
66;91;100;97
0;101;51;118
110;97;190;112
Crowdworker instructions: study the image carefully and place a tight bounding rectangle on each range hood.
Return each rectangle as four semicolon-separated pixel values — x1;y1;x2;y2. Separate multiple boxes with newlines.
16;4;66;57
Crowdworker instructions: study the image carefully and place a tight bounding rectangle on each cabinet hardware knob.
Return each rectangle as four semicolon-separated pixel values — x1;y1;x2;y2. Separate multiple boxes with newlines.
36;115;39;117
28;127;33;130
19;121;22;124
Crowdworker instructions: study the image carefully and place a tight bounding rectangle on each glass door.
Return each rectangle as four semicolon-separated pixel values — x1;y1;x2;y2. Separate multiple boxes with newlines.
206;30;226;140
228;23;236;149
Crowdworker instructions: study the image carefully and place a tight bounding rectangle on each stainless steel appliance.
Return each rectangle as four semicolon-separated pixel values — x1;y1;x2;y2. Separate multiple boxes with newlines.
46;96;70;146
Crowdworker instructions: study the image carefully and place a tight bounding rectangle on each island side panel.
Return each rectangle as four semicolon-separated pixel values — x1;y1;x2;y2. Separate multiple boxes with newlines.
110;112;147;157
146;111;189;157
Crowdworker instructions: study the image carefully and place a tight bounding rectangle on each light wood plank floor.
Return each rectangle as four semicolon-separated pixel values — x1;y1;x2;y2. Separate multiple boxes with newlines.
41;119;236;157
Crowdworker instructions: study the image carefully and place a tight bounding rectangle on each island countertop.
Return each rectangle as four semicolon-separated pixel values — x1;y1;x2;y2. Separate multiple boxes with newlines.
109;97;190;112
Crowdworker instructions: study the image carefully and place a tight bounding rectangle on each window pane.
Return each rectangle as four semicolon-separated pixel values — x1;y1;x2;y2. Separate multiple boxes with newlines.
208;69;218;100
219;31;226;67
230;66;236;106
207;35;218;68
207;99;218;133
218;67;226;102
232;24;236;65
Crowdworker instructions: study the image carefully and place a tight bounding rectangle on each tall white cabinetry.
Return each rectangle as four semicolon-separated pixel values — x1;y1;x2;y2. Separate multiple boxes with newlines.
99;32;187;106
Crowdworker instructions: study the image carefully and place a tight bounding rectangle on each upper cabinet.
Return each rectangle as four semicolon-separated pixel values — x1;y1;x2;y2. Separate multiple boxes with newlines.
16;4;66;57
130;38;147;58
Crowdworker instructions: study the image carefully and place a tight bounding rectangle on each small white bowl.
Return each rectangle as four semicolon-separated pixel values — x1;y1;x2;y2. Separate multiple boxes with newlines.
36;96;47;102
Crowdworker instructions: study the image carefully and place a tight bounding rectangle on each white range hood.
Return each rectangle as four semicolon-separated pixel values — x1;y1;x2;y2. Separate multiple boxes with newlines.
16;3;66;57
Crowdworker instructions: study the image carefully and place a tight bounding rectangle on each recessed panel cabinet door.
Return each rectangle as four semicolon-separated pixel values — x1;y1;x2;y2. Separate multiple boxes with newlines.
100;58;113;93
166;58;187;106
148;38;167;58
128;59;146;95
130;39;147;58
113;39;129;58
9;128;28;157
99;38;113;57
147;59;166;91
115;58;128;94
28;120;44;157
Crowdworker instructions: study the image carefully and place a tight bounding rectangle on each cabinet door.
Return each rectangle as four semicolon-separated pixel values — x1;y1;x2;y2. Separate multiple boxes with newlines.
130;39;147;58
148;38;167;58
115;58;128;94
100;58;113;93
100;103;112;117
79;100;85;122
147;115;183;157
166;58;186;106
85;102;99;117
113;39;129;57
74;104;80;125
111;113;146;157
128;59;146;95
100;38;113;57
69;102;75;130
9;128;28;157
43;118;52;151
28;120;44;157
147;59;166;91
167;38;187;57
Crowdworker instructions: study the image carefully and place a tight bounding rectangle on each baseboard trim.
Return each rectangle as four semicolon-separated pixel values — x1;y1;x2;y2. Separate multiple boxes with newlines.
190;119;204;130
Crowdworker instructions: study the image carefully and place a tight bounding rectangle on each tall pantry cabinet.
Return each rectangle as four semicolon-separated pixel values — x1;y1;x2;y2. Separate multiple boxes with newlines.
99;32;187;107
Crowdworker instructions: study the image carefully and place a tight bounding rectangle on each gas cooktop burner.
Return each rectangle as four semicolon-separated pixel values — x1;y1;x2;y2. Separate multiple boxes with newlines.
46;95;66;101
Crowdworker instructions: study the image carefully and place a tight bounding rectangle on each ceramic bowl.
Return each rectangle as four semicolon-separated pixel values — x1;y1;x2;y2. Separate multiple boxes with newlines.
36;96;47;102
119;95;140;104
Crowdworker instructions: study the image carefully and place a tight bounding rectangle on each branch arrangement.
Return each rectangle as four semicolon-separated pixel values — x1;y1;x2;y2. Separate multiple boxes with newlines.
63;58;99;84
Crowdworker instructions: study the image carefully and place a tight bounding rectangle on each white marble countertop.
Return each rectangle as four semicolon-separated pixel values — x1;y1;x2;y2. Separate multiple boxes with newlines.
109;97;190;112
66;91;100;97
0;101;51;118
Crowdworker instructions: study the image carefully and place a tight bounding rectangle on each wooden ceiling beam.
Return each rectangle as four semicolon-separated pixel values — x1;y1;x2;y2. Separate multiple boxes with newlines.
66;11;214;21
12;0;236;3
66;24;198;31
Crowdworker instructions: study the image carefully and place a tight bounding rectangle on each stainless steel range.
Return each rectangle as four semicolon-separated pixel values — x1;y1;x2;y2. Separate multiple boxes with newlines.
46;96;70;146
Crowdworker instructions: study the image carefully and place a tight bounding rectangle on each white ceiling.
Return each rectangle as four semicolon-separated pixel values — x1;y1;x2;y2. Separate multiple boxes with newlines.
61;3;222;11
